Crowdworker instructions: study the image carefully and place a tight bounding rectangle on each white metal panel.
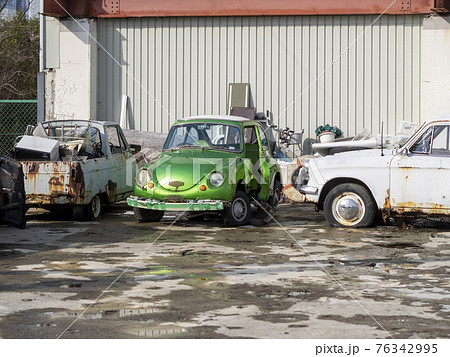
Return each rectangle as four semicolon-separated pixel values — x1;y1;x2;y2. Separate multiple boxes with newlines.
97;15;423;151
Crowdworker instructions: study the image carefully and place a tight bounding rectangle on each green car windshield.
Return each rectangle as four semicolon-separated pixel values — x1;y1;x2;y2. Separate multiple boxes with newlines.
163;122;242;152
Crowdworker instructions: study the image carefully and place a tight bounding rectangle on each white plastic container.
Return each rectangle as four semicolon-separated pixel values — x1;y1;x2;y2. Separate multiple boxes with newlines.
319;131;336;143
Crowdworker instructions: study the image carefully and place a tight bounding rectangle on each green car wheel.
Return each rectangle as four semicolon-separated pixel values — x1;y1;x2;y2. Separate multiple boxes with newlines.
223;190;251;226
268;179;281;210
133;207;164;222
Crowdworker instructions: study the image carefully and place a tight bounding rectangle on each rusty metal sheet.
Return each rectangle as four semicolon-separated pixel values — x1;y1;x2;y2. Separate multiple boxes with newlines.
44;0;437;18
43;0;89;17
24;161;85;205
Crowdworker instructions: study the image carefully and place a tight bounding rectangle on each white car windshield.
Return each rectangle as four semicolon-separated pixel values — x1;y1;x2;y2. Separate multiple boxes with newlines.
163;123;242;152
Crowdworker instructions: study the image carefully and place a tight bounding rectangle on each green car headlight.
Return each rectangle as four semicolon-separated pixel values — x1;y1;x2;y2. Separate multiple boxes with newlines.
209;172;224;187
136;169;152;188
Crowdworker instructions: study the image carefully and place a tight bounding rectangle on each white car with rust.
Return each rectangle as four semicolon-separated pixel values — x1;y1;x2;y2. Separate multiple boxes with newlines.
13;120;142;220
300;114;450;227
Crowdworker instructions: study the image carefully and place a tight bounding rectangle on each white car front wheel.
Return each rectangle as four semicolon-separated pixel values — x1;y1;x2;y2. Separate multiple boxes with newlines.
324;183;376;228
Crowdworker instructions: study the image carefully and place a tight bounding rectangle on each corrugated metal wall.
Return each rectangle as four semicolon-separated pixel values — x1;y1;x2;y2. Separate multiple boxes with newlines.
97;15;423;146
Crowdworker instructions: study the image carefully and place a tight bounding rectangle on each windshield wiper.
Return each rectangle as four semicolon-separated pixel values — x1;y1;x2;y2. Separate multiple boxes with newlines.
203;146;239;152
170;144;201;151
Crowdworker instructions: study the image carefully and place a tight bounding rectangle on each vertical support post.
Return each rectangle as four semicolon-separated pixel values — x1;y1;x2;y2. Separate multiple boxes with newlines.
37;72;45;123
120;95;129;129
38;0;45;123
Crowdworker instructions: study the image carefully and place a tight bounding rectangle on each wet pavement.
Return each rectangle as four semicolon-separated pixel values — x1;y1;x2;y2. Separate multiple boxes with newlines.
0;203;449;338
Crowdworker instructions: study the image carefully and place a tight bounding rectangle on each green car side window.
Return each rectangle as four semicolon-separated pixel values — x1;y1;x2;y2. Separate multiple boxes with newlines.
257;126;269;151
244;126;257;144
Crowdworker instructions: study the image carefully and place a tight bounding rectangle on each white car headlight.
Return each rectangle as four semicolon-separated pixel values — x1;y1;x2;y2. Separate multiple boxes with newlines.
136;169;152;188
299;167;310;186
209;172;224;187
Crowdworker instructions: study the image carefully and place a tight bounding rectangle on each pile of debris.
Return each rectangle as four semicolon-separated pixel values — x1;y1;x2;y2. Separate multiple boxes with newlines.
0;156;26;228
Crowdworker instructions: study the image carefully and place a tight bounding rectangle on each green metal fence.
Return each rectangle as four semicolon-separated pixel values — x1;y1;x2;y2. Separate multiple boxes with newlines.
0;100;37;156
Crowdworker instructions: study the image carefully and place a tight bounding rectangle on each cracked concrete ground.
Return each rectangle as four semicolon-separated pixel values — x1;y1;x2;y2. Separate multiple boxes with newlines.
0;203;448;338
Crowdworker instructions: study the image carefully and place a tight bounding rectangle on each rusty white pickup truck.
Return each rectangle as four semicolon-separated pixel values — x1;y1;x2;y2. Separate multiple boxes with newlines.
299;114;450;227
13;120;143;220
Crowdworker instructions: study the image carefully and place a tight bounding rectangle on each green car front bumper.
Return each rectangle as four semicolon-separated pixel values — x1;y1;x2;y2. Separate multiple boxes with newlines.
127;196;225;211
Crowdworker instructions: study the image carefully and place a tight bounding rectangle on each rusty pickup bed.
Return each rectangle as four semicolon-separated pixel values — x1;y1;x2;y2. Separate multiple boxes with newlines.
13;120;143;220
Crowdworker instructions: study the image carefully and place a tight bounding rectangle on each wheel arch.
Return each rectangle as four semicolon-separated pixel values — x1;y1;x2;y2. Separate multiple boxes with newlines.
318;178;378;211
99;192;109;204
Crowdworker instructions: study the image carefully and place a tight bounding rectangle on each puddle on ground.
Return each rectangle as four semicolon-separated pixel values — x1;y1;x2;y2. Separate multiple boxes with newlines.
215;263;328;286
73;221;100;225
0;227;87;246
45;307;166;320
423;235;450;248
78;260;128;274
128;325;188;337
0;292;93;317
401;287;448;301
414;261;450;270
62;241;252;258
374;242;422;249
0;248;38;254
195;235;215;241
108;210;134;216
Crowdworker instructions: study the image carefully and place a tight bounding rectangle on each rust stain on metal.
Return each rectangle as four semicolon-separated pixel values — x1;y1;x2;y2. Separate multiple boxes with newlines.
48;174;65;198
393;202;445;212
381;189;391;223
106;180;118;203
48;175;64;186
68;163;85;199
28;163;39;174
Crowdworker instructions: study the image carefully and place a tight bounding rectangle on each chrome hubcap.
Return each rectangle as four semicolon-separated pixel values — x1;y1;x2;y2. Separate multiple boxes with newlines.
232;198;247;221
332;192;365;226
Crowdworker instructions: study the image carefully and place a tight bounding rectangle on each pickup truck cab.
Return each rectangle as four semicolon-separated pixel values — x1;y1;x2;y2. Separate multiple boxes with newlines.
300;114;450;227
127;115;281;226
14;120;141;220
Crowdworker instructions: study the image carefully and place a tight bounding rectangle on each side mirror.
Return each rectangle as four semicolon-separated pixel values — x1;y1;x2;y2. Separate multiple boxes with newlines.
130;144;141;154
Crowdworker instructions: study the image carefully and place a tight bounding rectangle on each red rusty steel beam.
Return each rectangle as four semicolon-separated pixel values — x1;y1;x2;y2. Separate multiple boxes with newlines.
44;0;441;18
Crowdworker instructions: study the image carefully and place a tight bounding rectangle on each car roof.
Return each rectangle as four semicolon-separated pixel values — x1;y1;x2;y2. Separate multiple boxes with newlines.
178;115;251;123
425;113;450;123
43;119;116;126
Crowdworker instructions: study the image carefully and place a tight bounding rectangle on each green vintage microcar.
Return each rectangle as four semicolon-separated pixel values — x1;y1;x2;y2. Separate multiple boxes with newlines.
127;115;281;226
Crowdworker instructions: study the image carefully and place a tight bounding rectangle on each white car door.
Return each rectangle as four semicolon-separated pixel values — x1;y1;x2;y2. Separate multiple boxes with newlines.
104;125;135;199
389;124;450;214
